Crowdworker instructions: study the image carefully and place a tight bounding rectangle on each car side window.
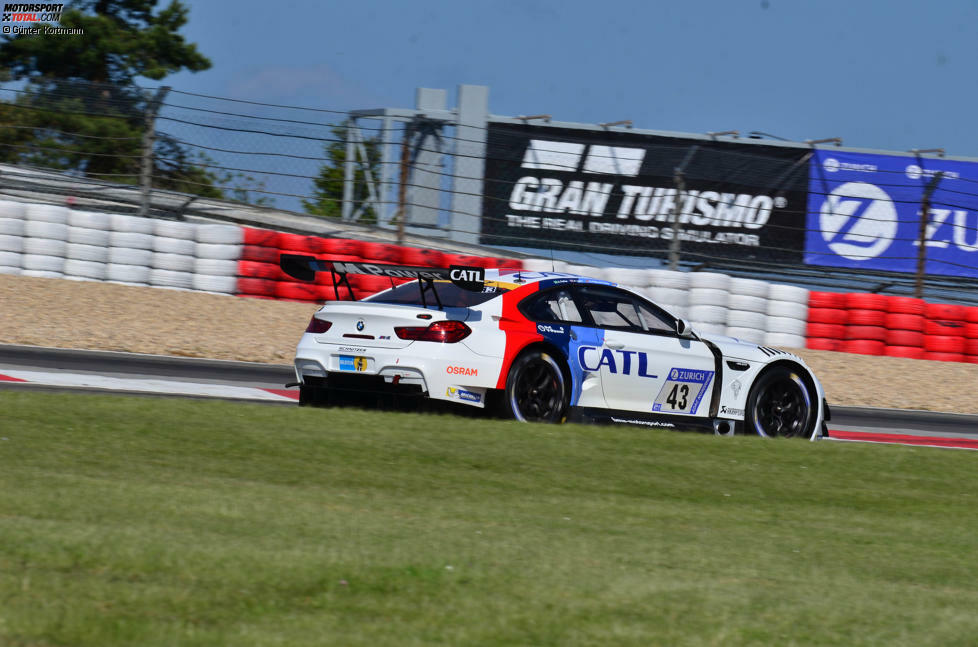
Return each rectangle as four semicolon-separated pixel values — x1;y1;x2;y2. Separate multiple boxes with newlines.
520;288;583;323
634;300;676;333
576;285;674;334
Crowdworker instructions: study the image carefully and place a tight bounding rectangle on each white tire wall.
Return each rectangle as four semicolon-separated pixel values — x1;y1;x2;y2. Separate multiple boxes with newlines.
154;220;197;240
688;305;728;325
25;204;69;224
521;258;556;273
725;326;765;344
106;263;151;284
0;218;24;236
67;225;111;247
0;200;26;220
647;269;689;290
112;213;156;234
0;234;23;252
764;332;807;348
63;259;106;280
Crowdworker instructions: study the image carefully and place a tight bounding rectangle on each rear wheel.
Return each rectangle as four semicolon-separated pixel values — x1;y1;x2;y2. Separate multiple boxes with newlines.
746;366;814;438
504;350;568;423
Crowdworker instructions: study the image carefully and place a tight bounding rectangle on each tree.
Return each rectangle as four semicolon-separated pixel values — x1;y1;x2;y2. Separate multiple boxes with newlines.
0;1;221;197
304;123;381;223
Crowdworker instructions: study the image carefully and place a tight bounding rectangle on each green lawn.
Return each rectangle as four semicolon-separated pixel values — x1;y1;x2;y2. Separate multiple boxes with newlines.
1;390;976;646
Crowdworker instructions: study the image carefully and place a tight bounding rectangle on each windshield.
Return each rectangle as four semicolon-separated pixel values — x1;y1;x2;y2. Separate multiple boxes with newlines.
366;280;508;308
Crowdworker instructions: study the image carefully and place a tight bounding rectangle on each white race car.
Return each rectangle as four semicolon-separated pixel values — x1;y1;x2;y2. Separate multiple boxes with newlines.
281;256;829;439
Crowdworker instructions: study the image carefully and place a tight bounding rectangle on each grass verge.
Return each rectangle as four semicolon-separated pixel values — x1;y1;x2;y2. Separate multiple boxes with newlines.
1;390;977;646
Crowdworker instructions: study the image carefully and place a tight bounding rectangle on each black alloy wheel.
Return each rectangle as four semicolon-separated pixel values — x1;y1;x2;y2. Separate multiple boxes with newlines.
746;367;814;438
505;351;568;423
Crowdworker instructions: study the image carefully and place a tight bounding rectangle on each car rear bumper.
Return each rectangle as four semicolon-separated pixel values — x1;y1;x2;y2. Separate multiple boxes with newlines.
293;334;499;408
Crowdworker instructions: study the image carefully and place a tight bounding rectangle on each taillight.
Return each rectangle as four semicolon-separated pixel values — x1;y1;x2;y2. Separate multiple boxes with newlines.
394;320;471;343
306;317;332;334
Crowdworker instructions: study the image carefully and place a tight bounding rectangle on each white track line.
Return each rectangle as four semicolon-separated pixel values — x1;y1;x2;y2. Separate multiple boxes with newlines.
0;369;297;402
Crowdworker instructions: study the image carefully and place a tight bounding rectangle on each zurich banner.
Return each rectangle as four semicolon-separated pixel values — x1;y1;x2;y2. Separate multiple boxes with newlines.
806;150;978;278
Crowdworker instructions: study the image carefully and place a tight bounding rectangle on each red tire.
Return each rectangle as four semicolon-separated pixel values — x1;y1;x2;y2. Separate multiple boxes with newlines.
277;232;313;254
237;260;279;280
240;245;280;264
808;307;847;325
886;296;925;315
359;242;401;263
315;284;342;301
274;282;319;301
846;325;887;341
963;355;978;364
806;337;842;351
884;345;924;359
964;338;978;355
924;335;966;353
236;277;276;297
807;322;845;339
242;227;280;247
925;303;965;321
400;247;445;267
884;313;924;331
848;309;886;326
328;238;363;257
924;319;968;336
885;329;924;347
351;275;395;296
844;292;889;311
923;351;966;362
966;322;978;339
809;291;845;309
842;340;884;355
497;258;524;270
966;307;978;324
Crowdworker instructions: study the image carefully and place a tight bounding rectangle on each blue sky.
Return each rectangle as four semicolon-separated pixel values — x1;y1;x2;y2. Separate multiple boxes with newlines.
166;0;978;157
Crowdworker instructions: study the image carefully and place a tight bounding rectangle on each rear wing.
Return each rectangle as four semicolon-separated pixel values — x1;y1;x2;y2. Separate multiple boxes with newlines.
280;254;486;307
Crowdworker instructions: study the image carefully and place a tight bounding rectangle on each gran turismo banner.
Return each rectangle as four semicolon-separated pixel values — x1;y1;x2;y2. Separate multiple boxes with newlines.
480;123;811;262
806;150;978;278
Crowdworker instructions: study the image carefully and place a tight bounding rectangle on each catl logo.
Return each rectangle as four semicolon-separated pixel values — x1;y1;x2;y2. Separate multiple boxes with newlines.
820;182;898;261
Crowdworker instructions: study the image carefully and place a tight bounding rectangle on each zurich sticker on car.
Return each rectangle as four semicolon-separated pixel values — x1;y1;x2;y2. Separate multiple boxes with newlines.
652;368;714;415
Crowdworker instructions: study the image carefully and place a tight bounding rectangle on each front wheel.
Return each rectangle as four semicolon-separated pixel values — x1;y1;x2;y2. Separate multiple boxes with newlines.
504;350;569;423
746;366;814;438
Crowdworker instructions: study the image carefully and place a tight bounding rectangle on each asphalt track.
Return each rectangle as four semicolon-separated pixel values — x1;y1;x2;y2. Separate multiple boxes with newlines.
2;343;977;449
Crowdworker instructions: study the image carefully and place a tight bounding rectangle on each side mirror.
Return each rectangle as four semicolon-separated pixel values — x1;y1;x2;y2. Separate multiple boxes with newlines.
675;318;693;337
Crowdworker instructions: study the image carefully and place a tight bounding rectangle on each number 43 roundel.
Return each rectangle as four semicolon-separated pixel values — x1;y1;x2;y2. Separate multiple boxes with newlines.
652;368;715;416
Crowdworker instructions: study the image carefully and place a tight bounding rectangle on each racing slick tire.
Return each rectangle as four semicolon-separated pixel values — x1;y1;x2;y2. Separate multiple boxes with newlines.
745;366;815;438
504;350;569;423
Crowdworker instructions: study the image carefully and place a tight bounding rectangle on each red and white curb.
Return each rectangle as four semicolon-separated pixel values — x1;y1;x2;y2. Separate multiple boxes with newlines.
827;429;978;451
0;369;299;402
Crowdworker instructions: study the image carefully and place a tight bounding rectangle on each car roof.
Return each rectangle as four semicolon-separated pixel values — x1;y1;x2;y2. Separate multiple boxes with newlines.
487;268;616;288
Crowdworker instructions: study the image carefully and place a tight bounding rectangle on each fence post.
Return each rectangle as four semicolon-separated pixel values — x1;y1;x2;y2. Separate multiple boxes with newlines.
138;86;170;218
667;146;699;270
914;171;943;299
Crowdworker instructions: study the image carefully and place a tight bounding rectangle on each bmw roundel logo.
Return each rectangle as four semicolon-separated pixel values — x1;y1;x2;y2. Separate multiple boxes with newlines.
356;320;365;331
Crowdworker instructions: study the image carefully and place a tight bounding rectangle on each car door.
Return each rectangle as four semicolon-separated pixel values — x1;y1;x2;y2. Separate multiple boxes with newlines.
573;284;718;417
518;286;607;409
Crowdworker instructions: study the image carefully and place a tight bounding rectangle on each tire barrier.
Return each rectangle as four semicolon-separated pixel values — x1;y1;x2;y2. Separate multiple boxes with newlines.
801;288;978;364
2;198;975;364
